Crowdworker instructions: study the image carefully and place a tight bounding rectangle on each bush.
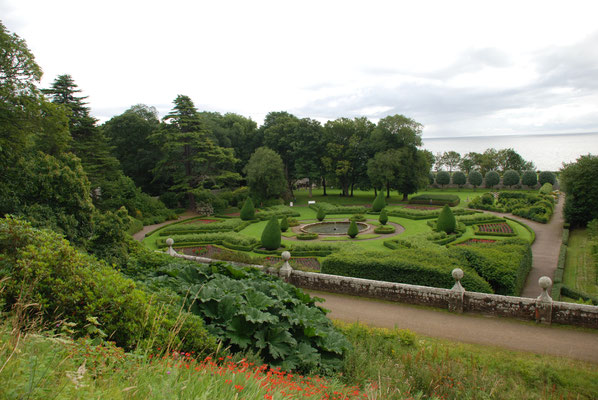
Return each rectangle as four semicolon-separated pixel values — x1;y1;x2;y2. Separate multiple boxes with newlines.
452;171;466;187
409;194;460;207
261;216;281;250
468;171;483;188
428;172;435;185
240;197;255;221
160;218;249;235
280;216;289;232
349;214;366;222
386;206;475;220
484;171;500;188
481;193;495;205
0;217;217;354
436;171;450;187
379;209;388;225
456;213;505;226
156;232;259;252
539;182;553;195
436;205;456;234
374;225;395;234
521;170;538;187
321;249;493;293
310;202;368;215
347;220;359;238
317;208;326;221
372;190;386;212
561;155;598;227
287;217;299;227
539;171;556;186
503;170;520;188
296;232;318;240
255;205;300;221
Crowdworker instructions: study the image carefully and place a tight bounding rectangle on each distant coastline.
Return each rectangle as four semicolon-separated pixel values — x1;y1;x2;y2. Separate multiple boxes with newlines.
423;131;598;141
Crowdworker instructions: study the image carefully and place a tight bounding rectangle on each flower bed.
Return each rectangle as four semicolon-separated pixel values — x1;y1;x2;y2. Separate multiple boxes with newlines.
474;222;515;236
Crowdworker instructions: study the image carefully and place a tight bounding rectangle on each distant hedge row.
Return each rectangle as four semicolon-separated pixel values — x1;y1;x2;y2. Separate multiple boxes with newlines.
159;218;251;235
384;207;476;220
409;194;460;207
309;202;368;215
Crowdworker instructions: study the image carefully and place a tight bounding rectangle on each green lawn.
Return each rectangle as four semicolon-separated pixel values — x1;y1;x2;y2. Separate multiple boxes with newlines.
563;229;598;296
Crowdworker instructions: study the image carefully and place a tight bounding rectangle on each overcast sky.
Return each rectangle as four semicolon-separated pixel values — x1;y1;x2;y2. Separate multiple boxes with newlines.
3;0;598;139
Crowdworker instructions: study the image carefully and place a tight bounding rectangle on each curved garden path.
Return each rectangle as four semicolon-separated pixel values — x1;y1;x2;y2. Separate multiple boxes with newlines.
488;196;565;298
132;210;200;241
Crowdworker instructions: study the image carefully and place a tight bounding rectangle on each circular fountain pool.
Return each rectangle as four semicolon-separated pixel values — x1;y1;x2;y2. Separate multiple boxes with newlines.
301;221;369;235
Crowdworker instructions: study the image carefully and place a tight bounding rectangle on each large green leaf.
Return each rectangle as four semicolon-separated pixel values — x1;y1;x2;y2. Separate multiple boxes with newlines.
240;305;278;324
267;326;296;360
244;288;275;310
226;316;253;349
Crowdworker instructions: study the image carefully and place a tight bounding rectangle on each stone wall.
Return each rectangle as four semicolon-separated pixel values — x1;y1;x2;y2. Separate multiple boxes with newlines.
164;242;598;329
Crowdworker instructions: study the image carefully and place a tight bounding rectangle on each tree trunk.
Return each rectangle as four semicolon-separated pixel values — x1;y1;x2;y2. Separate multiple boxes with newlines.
402;193;409;201
374;187;377;196
308;178;312;198
322;177;327;196
350;182;354;197
386;181;390;198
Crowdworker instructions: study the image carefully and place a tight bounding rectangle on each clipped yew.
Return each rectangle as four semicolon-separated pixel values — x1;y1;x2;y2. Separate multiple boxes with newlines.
379;209;388;225
468;171;483;189
280;216;289;232
317;207;326;221
261;216;281;250
436;204;456;234
484;171;500;188
521;170;538;187
503;169;520;188
347;219;359;238
240;197;255;221
372;190;386;212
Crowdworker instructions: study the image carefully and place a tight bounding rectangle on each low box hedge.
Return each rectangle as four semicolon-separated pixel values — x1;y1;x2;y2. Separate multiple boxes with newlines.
309;202;368;215
386;207;475;220
374;225;396;234
409;194;460;207
156;232;259;252
321;249;492;293
297;232;319;240
561;285;598;305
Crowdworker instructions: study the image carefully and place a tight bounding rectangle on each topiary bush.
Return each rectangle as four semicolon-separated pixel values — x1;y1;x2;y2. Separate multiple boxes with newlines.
436;205;456;234
538;171;556;186
374;225;395;234
452;171;466;187
240;197;255;221
409;194;460;207
261;216;281;250
347;220;359;238
379;209;388;225
468;171;483;189
317;207;326;221
521;170;538;187
349;214;366;222
539;182;553;195
484;171;500;188
372;190;386;212
280;215;289;232
436;171;450;187
502;170;520;188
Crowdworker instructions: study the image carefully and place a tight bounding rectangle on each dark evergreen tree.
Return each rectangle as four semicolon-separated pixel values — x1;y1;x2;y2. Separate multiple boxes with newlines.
261;216;281;250
379;209;388;225
485;171;500;188
468;171;483;189
347;219;359;238
436;171;450;187
503;169;520;188
521;170;538;187
436;205;456;234
317;208;326;221
452;171;466;187
240;197;255;221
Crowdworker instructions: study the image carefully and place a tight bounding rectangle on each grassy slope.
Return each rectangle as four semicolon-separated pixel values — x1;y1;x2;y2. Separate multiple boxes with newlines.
564;228;598;296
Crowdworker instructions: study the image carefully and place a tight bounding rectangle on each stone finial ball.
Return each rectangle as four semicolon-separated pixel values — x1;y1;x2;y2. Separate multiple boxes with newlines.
165;238;174;246
451;268;464;281
538;276;552;289
281;251;291;261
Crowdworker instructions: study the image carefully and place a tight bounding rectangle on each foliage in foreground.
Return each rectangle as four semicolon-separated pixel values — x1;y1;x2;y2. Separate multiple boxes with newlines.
124;253;350;373
0;217;217;355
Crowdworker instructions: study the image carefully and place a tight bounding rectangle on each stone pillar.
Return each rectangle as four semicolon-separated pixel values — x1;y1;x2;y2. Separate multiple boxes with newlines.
279;251;293;281
535;276;553;324
448;268;465;313
166;238;176;256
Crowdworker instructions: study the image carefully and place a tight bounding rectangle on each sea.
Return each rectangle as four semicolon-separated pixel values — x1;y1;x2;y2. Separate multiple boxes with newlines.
421;132;598;172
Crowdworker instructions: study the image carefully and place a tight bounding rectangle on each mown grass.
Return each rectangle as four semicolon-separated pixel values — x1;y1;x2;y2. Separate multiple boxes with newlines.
564;229;598;296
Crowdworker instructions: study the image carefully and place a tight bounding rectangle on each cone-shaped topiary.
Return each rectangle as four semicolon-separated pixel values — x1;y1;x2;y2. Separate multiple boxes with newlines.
280;216;289;232
347;219;359;238
317;207;326;221
379;209;388;225
240;197;255;221
261;216;281;250
436;204;456;234
371;190;386;212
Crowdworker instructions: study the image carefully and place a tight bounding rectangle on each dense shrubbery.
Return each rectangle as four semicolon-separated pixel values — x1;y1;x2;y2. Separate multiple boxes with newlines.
385;206;475;220
310;202;368;215
449;239;532;296
539;182;553;195
159;218;250;235
469;191;555;223
255;205;300;221
408;194;460;207
156;232;259;251
321;249;492;293
385;231;457;249
561;155;598;227
0;217;217;354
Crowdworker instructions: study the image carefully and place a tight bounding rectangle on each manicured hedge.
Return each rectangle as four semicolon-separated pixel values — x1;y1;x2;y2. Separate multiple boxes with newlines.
456;213;505;226
408;194;460;207
159;218;250;235
374;225;396;234
386;207;476;220
297;232;319;240
255;205;301;221
156;232;259;251
448;239;532;296
309;202;368;215
560;286;598;305
321;249;493;293
469;191;555;224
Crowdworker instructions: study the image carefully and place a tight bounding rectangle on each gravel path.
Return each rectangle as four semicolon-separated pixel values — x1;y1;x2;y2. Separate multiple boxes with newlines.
308;290;598;363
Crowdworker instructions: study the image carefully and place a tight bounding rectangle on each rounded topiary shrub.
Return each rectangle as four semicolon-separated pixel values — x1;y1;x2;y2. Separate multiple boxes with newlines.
379;209;388;225
374;225;395;234
350;214;366;222
468;171;483;188
539;171;556;186
503;170;520;188
484;171;500;188
452;171;466;187
347;220;359;238
261;216;281;250
436;171;450;187
372;190;386;212
436;204;456;234
240;197;255;221
521;170;538;187
317;208;326;221
297;232;318;240
280;216;289;232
